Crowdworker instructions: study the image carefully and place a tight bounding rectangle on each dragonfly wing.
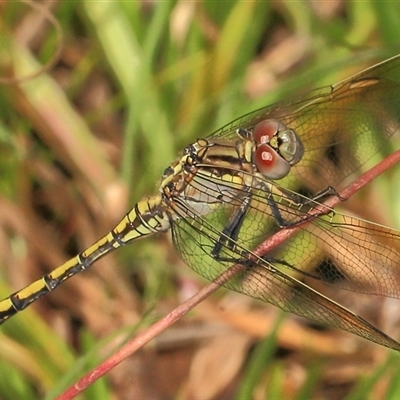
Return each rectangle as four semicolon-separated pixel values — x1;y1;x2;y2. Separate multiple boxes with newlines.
170;193;400;351
166;55;400;351
173;168;400;299
212;55;400;194
168;165;400;349
239;258;400;351
271;213;400;298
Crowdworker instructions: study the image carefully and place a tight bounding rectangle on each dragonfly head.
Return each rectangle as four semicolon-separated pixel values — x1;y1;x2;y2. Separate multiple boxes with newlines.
252;119;304;179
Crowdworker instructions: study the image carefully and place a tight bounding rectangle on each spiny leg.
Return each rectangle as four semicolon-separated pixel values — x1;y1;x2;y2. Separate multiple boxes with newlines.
211;194;251;258
262;183;340;228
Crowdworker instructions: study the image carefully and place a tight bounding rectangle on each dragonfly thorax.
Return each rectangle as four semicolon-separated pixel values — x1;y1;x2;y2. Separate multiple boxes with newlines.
159;137;256;218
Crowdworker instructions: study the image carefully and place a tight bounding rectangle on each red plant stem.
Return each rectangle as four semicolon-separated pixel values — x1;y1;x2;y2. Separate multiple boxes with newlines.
57;149;400;400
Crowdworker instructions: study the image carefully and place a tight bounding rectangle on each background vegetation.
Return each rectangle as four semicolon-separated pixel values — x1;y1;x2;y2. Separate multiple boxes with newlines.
1;1;400;399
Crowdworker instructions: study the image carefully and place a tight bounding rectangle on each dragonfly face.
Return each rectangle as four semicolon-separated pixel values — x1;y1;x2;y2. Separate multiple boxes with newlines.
1;55;400;352
243;119;304;178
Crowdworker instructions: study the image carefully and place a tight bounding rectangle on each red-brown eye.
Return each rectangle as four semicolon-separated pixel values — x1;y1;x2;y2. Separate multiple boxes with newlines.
255;144;291;179
253;120;280;144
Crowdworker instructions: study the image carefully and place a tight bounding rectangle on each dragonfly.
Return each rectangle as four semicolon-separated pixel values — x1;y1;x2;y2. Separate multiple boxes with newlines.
1;55;400;351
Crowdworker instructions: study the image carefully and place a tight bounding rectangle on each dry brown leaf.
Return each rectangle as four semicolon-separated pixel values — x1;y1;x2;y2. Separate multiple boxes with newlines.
186;331;252;400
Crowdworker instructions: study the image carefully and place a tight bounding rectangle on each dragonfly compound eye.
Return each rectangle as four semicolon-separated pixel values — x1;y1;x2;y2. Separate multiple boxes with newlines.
253;120;283;144
254;144;291;179
253;119;304;179
276;129;304;165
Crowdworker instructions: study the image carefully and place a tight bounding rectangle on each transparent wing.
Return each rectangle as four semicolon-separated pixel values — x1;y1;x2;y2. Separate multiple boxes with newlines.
210;55;400;194
169;167;400;349
166;55;400;350
172;169;400;297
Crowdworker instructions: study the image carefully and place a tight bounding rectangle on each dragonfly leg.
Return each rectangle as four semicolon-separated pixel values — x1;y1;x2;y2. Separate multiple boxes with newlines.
211;195;251;258
301;185;347;204
263;183;340;229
